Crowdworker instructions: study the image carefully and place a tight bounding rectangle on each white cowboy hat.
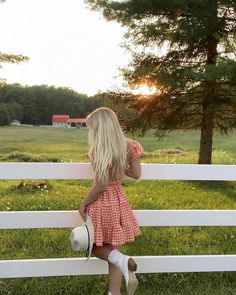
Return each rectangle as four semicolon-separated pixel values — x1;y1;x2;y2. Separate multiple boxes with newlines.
70;215;94;260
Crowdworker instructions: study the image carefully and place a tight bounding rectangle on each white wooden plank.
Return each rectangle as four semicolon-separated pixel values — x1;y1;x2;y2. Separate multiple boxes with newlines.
136;255;236;273
134;210;236;226
0;163;235;180
0;163;94;180
0;211;83;229
141;164;236;180
1;210;236;229
1;255;236;278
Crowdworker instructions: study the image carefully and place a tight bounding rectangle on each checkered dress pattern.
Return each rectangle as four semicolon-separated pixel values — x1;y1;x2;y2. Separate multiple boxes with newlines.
86;139;144;247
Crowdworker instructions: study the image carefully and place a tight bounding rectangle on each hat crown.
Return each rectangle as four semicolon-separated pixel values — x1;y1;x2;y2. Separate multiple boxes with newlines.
70;215;94;260
70;225;89;251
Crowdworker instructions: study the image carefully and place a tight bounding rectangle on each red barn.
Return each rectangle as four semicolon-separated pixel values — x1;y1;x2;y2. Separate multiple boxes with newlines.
67;118;87;128
52;115;86;128
52;115;70;127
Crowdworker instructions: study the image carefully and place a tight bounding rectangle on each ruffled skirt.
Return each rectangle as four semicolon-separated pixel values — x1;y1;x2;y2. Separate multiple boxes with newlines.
86;181;141;247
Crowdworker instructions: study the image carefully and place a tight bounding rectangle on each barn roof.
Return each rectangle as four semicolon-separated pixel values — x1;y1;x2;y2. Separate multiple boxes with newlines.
66;118;86;123
52;115;70;123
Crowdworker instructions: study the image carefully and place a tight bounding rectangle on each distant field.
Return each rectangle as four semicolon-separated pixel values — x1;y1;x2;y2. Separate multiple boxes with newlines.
0;125;235;163
0;126;236;295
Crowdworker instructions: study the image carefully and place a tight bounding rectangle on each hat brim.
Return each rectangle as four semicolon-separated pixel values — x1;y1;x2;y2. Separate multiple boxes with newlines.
83;215;94;260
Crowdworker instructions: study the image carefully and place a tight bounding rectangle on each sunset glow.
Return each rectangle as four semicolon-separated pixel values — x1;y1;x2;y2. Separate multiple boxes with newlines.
131;84;157;95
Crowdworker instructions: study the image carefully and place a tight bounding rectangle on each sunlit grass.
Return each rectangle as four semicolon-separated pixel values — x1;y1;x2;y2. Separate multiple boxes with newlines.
0;126;236;163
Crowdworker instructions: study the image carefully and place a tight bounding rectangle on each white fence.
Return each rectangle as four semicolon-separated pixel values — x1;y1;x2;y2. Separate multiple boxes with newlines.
0;163;236;279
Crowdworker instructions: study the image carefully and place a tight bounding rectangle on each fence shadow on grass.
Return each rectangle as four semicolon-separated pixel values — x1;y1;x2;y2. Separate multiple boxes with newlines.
186;180;236;202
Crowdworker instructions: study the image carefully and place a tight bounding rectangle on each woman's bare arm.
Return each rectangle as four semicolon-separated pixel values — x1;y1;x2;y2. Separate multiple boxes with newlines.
79;180;108;221
125;158;141;179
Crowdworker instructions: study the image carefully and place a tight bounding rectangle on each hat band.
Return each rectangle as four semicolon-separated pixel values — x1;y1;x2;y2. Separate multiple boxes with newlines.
84;224;90;256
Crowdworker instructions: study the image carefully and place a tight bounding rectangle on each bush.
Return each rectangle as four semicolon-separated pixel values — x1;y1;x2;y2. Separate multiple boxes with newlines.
17;180;52;191
0;152;61;162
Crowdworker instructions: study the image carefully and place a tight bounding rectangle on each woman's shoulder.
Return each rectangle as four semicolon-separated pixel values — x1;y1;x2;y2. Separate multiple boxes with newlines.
126;138;143;148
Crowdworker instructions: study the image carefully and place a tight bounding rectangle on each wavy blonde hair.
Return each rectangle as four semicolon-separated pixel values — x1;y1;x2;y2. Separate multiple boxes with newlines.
86;107;127;182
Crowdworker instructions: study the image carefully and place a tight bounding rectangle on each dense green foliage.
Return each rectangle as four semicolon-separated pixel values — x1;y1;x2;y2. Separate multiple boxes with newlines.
0;126;235;294
0;103;10;125
0;84;102;125
86;0;236;164
0;53;29;85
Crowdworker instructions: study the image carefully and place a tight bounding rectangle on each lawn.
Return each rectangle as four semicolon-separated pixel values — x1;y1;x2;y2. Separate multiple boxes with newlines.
0;126;236;295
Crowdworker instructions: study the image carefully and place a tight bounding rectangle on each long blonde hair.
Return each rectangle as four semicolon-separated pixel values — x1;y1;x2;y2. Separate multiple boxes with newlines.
86;107;127;182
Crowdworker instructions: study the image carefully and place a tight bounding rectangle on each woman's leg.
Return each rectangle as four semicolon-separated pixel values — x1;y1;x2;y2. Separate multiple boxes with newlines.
92;244;113;261
108;261;122;295
92;245;122;295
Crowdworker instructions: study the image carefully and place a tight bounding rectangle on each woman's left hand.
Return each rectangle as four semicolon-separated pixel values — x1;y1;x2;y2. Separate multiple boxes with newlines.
78;202;87;222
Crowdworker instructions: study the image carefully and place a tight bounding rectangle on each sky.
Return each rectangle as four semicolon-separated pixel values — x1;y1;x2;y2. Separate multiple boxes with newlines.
0;0;130;95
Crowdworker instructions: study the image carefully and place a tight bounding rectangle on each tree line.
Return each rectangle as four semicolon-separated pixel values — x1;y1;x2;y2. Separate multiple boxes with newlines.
0;83;102;126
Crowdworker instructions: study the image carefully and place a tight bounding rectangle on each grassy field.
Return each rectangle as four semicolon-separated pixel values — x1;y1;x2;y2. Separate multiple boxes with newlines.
0;125;236;163
0;126;236;295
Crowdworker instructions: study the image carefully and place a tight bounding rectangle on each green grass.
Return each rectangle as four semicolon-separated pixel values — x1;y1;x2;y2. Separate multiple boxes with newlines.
0;126;236;163
0;126;236;295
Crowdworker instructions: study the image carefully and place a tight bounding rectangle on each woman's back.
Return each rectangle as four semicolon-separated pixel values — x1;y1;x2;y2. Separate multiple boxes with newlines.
86;138;143;247
97;138;144;183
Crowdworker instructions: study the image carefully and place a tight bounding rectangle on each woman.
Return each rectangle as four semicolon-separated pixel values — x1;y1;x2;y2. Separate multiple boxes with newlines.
79;107;143;295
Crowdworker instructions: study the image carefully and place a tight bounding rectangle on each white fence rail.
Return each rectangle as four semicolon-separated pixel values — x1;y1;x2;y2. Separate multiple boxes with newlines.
0;163;236;279
2;255;236;279
1;210;236;229
0;162;235;180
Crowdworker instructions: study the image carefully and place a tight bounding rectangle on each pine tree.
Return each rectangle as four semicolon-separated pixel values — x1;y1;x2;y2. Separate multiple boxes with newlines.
86;0;236;164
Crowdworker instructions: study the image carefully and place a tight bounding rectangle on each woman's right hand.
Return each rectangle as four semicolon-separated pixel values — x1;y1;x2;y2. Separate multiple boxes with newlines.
78;202;87;222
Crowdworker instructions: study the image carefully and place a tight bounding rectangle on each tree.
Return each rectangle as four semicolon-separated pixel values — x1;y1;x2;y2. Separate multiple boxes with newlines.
4;101;23;121
0;103;10;125
85;0;236;164
0;1;29;83
0;53;29;84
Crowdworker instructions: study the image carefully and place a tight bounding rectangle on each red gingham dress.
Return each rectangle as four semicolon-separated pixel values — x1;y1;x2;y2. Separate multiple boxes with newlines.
86;139;144;247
